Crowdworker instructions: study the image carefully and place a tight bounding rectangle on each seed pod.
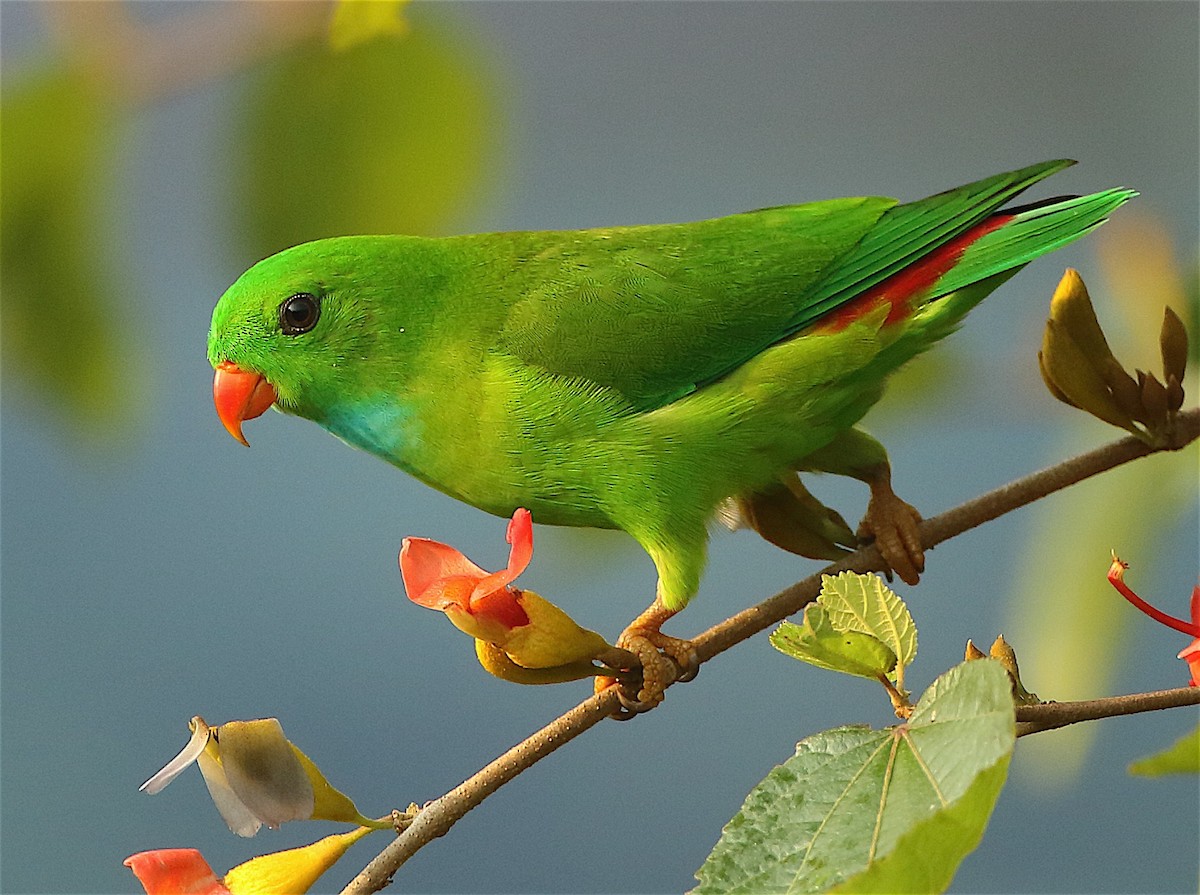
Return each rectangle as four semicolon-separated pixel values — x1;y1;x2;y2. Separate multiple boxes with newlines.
1038;350;1080;408
1165;373;1185;411
1140;371;1169;430
1048;269;1120;367
1160;306;1188;385
1041;318;1139;432
1100;356;1146;423
990;634;1039;705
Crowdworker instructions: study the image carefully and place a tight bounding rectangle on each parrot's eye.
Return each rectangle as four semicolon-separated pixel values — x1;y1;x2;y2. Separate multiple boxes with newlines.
278;293;321;335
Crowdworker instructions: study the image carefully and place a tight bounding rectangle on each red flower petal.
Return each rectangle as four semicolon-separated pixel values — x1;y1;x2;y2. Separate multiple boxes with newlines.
1178;638;1200;687
124;849;231;895
469;586;531;629
400;510;535;625
399;538;486;610
1107;555;1200;636
471;509;533;602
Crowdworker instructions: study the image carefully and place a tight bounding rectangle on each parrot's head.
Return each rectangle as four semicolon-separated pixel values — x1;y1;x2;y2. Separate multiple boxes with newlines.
207;235;425;445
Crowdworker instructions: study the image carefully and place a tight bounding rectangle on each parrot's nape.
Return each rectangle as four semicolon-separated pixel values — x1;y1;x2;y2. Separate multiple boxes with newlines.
209;159;1134;708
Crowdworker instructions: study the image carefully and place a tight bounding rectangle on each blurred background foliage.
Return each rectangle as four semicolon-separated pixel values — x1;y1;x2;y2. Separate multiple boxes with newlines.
1;3;1196;893
236;21;501;256
2;63;129;437
1006;214;1198;781
2;0;503;440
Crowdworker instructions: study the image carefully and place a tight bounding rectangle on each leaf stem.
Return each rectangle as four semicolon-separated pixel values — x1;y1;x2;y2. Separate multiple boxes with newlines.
341;407;1199;895
877;674;913;719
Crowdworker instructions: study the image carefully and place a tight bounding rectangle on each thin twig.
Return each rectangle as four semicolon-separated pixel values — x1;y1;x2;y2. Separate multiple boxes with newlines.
341;407;1198;895
1015;687;1200;736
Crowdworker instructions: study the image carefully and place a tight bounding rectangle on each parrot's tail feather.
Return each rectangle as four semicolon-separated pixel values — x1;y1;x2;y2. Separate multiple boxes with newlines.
930;187;1138;299
804;159;1077;321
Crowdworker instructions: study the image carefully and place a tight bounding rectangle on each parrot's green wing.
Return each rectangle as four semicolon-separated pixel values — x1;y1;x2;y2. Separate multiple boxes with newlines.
497;160;1073;411
495;195;895;410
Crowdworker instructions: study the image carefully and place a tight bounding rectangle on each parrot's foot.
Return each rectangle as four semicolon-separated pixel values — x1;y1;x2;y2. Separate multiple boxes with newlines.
595;599;698;718
858;471;924;586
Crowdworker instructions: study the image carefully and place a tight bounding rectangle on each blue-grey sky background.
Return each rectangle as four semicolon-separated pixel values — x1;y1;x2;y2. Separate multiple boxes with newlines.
3;3;1198;893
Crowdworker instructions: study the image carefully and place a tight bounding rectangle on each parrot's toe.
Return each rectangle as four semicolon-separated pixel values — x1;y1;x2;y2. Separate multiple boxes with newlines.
595;629;698;717
858;486;924;586
614;628;698;714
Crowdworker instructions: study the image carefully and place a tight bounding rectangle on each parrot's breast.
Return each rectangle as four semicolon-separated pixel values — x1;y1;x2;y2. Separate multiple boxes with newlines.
321;398;422;466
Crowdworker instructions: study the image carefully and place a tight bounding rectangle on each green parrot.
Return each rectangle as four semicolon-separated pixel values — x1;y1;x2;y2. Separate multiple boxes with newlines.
208;159;1133;706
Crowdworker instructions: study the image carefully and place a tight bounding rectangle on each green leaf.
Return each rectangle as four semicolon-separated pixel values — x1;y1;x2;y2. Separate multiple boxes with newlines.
819;572;918;681
329;0;411;52
830;754;1011;894
235;9;506;257
693;660;1014;895
1;66;137;440
771;607;897;681
1129;724;1200;776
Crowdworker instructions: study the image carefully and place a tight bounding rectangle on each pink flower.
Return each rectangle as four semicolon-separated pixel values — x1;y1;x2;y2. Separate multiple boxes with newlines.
400;509;614;676
1108;555;1200;686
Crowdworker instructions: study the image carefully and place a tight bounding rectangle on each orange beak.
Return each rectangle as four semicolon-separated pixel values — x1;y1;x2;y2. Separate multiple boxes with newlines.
213;361;277;446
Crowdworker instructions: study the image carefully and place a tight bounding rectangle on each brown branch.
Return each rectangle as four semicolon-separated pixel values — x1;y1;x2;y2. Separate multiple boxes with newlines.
1015;687;1200;736
340;407;1199;895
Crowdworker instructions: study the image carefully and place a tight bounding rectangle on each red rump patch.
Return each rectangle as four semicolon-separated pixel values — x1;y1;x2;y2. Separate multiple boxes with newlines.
817;212;1012;333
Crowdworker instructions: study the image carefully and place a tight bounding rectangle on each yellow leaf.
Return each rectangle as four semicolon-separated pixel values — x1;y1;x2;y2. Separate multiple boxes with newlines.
223;828;373;895
474;639;603;685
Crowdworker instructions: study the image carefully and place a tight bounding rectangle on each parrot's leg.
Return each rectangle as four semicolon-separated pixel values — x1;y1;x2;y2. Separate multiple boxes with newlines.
856;464;924;585
594;520;705;714
593;596;699;716
801;427;924;585
609;595;699;712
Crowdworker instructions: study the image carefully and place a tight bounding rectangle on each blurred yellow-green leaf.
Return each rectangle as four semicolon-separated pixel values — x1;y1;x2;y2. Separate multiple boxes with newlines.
236;10;506;257
1128;724;1200;777
1;66;136;440
329;0;411;52
1096;210;1198;364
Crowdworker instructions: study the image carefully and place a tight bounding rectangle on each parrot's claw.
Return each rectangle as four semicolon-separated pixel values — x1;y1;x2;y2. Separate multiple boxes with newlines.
617;630;698;713
594;621;698;718
858;480;924;586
